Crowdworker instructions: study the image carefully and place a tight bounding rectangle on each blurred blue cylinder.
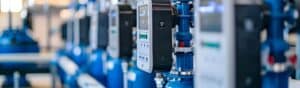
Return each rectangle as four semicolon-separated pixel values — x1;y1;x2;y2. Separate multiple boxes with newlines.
107;56;124;88
127;64;155;88
263;71;289;88
88;49;107;86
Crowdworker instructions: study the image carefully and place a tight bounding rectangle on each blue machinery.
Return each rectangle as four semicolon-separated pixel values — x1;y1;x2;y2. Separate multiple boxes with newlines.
53;0;92;87
0;3;50;87
86;0;108;85
54;0;156;87
262;0;298;88
55;0;300;88
106;1;155;88
106;3;131;88
127;50;156;88
0;0;296;88
194;0;262;88
166;0;193;87
296;0;300;80
136;0;193;87
136;0;173;87
0;0;297;87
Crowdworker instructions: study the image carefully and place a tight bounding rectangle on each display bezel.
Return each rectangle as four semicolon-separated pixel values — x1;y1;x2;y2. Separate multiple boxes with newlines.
199;0;223;33
138;5;149;30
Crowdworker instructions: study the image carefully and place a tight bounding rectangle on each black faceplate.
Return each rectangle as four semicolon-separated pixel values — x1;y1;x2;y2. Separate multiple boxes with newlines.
234;5;262;88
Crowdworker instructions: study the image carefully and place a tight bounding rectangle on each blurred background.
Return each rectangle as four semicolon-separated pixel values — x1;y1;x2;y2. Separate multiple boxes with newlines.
0;0;71;87
0;0;71;52
0;0;299;88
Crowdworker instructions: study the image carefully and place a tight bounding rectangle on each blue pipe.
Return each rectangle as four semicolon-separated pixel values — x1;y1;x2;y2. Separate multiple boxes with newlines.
295;1;300;80
262;0;297;88
263;71;290;88
2;74;31;88
175;2;192;47
166;0;193;87
174;0;193;70
265;0;285;40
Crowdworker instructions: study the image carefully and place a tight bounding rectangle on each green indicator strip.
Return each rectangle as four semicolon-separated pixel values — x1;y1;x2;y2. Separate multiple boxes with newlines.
139;34;148;39
201;41;220;49
111;30;117;34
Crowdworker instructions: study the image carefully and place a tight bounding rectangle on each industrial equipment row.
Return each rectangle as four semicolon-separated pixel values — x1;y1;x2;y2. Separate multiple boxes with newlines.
0;0;299;88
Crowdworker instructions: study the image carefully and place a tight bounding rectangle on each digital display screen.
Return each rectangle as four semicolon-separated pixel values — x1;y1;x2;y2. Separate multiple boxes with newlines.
199;0;223;33
138;5;148;30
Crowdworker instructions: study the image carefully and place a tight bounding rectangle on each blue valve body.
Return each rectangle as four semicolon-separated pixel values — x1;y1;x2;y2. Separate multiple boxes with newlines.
262;0;297;88
166;0;193;88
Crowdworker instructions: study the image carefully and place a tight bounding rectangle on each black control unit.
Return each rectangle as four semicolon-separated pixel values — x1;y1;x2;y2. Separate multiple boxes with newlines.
79;16;91;46
137;0;174;73
97;12;109;49
107;4;136;60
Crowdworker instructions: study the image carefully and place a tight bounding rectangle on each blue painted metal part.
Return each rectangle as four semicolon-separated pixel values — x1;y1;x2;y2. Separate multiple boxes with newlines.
295;1;300;80
166;0;193;87
87;49;107;86
175;2;192;48
263;70;290;88
0;27;40;88
165;74;193;88
69;46;89;66
66;68;83;88
53;45;90;87
53;0;91;87
52;41;86;86
53;49;84;88
64;49;107;88
127;50;155;88
0;29;39;53
88;0;96;3
127;60;155;88
52;49;66;84
106;56;124;88
262;0;298;88
2;74;31;87
52;45;74;85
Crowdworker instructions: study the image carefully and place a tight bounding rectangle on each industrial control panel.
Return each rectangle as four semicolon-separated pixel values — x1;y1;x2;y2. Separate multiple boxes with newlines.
97;12;109;49
194;0;262;88
107;4;135;59
60;22;68;42
90;9;110;50
79;16;91;46
137;0;173;73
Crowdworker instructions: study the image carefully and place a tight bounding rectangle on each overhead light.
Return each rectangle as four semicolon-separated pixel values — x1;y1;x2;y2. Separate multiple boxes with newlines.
111;0;118;5
78;0;88;5
27;0;35;7
60;9;72;20
0;0;23;13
